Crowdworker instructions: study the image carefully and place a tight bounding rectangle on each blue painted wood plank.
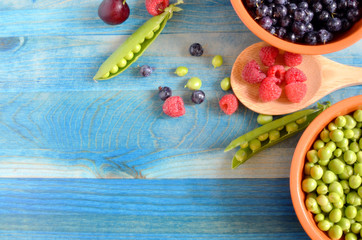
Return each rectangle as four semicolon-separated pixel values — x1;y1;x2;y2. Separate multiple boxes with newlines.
0;0;246;37
0;178;310;240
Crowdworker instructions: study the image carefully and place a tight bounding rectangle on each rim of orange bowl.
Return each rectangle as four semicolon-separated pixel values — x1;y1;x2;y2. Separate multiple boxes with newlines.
230;0;362;55
290;95;362;240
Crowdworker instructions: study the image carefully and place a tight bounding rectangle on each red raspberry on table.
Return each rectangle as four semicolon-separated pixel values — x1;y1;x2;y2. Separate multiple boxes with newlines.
219;94;239;115
285;82;307;103
284;52;303;67
162;96;185;117
285;67;307;84
259;46;279;67
267;65;285;84
145;0;169;16
242;60;266;84
259;77;282;102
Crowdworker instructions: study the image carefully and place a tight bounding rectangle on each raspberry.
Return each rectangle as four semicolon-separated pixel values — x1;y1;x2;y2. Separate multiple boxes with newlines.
285;82;307;103
219;94;239;115
284;52;303;67
162;96;185;117
259;46;279;67
242;60;266;84
267;65;286;84
145;0;169;16
285;67;307;84
259;77;282;102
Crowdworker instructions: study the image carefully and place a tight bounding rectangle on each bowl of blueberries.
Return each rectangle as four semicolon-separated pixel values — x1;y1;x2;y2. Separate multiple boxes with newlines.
230;0;362;55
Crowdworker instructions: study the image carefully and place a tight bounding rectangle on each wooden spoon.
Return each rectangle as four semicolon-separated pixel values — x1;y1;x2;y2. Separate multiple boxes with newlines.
231;42;362;115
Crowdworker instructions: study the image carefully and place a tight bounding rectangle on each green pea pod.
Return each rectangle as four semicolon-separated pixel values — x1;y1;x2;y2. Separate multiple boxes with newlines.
225;103;331;169
94;1;183;80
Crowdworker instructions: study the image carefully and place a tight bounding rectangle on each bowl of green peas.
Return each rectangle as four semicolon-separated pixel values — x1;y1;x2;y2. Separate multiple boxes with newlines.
290;95;362;240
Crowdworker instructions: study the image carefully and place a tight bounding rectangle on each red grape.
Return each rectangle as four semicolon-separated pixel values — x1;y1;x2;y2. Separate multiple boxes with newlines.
98;0;130;25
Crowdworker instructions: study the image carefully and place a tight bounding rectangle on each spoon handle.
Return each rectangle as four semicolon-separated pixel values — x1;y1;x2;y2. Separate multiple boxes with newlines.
319;56;362;94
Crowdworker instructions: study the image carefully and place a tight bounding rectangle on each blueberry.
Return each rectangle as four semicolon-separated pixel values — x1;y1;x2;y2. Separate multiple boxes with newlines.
256;5;270;18
288;3;298;15
305;22;314;32
245;0;261;8
347;0;359;8
189;43;204;57
286;32;297;42
158;86;172;101
318;10;331;22
312;2;323;13
338;0;348;9
140;65;153;77
268;26;277;35
292;21;307;36
280;16;292;27
318;29;333;43
326;1;337;13
294;8;306;21
304;9;314;23
298;2;308;9
327;17;342;32
304;31;318;45
276;27;287;38
322;0;333;5
347;8;360;22
274;0;286;5
273;5;288;18
191;90;205;104
259;16;273;30
341;18;352;30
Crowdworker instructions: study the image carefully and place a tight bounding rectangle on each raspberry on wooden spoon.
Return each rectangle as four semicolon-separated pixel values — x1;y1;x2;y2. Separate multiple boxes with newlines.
145;0;170;16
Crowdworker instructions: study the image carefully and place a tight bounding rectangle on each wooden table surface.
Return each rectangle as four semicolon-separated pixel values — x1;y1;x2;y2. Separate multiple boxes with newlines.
0;0;361;239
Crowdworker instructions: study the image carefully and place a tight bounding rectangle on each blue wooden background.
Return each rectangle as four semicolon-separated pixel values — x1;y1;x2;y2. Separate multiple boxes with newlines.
0;0;361;239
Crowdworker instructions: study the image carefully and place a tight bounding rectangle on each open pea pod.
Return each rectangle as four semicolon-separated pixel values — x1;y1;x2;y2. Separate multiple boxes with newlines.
94;1;183;80
225;103;331;169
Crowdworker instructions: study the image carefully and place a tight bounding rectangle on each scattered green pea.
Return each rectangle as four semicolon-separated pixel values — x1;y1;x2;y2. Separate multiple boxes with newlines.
220;77;231;91
174;66;188;77
185;77;202;90
257;114;273;125
212;55;223;68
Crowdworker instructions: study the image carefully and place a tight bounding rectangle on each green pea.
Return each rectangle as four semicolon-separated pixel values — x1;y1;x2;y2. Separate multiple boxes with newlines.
355;209;362;222
185;77;202;90
333;199;344;209
339;165;354;180
328;192;341;203
335;116;347;128
117;58;127;68
326;141;337;152
345;115;357;129
353;109;362;122
320;128;331;142
319;159;330;166
110;65;119;74
318;147;333;160
249;139;261;151
344;150;357;165
337;217;351;232
286;122;298;133
124;51;134;60
354;163;362;176
322;170;337;184
268;130;280;141
153;24;161;32
328;225;343;240
328;158;345;175
357;151;362;163
307;149;319;163
351;222;361;234
329;208;342;223
277;126;284;131
352;128;362;140
330;129;344;142
321;202;333;213
345;129;355;139
317;184;329;195
317;194;330;206
349;175;362;189
318;219;332;231
328;122;338;131
132;44;142;53
305;196;318;211
212;55;223;68
258;132;269;142
257;114;273;125
341;179;351;194
358;186;362;198
329;181;344;197
302;178;318;193
93;2;183;80
336;138;349;149
334;148;343;158
314;213;325;222
220;77;231;91
234;148;248;162
345;205;358;219
175;66;188;77
345;232;358;240
350;141;360;153
347;191;361;206
296;116;307;125
313;139;325;150
311;165;324;180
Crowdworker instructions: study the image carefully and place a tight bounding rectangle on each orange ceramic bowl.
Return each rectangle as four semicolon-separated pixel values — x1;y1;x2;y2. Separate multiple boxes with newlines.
230;0;362;55
290;95;362;240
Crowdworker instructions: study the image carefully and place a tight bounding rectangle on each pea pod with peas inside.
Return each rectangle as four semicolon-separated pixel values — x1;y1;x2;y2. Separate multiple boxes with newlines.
224;103;331;169
93;0;183;80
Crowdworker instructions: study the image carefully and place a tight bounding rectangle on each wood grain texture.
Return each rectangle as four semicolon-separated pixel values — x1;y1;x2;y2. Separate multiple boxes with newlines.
0;178;310;240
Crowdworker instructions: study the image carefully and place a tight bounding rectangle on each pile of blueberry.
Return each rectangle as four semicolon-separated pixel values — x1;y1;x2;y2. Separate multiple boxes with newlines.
244;0;361;45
